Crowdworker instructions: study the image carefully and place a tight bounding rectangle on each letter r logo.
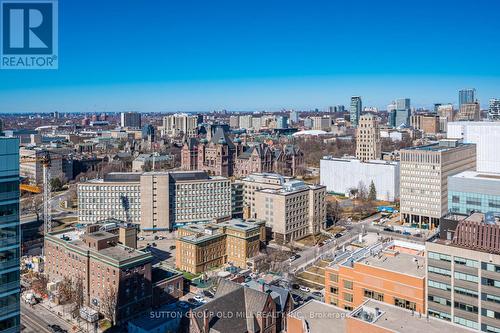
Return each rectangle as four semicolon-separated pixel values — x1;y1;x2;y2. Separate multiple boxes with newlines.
2;2;53;54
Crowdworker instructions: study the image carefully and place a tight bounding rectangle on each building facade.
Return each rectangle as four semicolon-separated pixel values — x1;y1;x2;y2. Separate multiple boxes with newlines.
175;219;265;273
254;180;326;244
400;140;476;229
447;122;500;174
426;214;500;332
161;113;199;138
355;114;381;161
459;88;476;108
0;138;20;333
457;103;481;121
120;112;142;129
320;157;400;201
45;227;153;324
325;240;426;313
350;96;362;127
489;99;500;120
19;147;64;185
448;171;500;215
78;171;232;230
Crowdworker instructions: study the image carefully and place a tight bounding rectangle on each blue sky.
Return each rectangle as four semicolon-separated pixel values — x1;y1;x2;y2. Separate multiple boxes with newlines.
1;0;500;112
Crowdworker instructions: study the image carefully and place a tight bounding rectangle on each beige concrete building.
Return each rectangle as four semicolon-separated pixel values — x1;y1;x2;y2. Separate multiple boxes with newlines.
140;171;231;231
355;114;381;161
312;116;331;131
161;113;199;138
457;102;481;121
20;147;64;185
400;139;476;229
175;219;265;273
235;173;293;218
78;171;232;231
411;114;441;134
254;180;326;244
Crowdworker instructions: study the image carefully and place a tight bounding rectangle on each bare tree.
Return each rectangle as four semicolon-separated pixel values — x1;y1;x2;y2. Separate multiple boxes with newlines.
326;200;343;224
101;286;118;326
71;276;85;320
23;194;43;222
357;181;367;201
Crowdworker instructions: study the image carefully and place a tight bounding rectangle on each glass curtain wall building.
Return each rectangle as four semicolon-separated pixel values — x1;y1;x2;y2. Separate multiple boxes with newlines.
0;137;20;333
448;171;500;215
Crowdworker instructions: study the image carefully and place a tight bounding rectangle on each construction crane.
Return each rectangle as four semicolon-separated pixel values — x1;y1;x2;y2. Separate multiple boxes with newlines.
19;152;57;234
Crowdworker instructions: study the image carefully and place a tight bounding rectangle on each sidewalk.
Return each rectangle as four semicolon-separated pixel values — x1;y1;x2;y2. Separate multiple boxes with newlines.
39;299;92;333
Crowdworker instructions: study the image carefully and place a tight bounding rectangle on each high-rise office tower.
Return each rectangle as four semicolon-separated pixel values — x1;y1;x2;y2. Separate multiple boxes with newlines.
120;111;142;129
350;96;362;127
459;88;476;107
489;98;500;120
0;137;20;332
400;139;476;229
395;98;411;127
387;102;397;127
355;114;381;161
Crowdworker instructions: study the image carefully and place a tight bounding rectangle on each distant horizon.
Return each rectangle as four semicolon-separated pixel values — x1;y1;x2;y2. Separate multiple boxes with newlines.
1;0;500;112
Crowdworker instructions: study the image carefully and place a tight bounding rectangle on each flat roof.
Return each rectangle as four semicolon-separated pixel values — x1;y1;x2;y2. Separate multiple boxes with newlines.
350;299;475;333
289;300;348;333
360;251;425;278
321;156;399;166
98;245;150;262
402;140;473;153
451;170;500;182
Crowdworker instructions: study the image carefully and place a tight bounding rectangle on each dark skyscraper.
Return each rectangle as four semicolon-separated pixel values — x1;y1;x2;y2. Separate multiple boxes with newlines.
350;96;362;127
459;88;476;107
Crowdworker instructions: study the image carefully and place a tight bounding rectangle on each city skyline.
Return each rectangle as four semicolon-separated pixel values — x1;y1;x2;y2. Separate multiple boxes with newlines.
1;0;500;112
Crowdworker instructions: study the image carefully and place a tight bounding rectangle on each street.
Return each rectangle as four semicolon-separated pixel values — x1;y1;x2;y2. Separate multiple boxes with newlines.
21;302;74;333
289;213;382;270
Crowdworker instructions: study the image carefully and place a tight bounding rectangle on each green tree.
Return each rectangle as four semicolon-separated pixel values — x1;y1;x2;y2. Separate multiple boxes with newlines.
368;180;377;201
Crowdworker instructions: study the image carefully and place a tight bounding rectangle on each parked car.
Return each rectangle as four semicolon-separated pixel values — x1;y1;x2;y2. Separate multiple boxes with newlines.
194;295;206;303
169;245;176;250
402;231;411;236
299;286;311;293
292;283;300;290
312;291;323;298
383;227;393;232
334;233;343;238
48;325;63;333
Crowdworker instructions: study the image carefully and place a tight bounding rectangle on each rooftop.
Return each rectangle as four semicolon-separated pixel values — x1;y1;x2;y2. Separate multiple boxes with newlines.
289;300;348;333
102;172;142;182
329;240;425;278
321;156;399;166
360;251;425;278
402;139;473;153
151;264;183;284
451;170;500;182
349;299;475;333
